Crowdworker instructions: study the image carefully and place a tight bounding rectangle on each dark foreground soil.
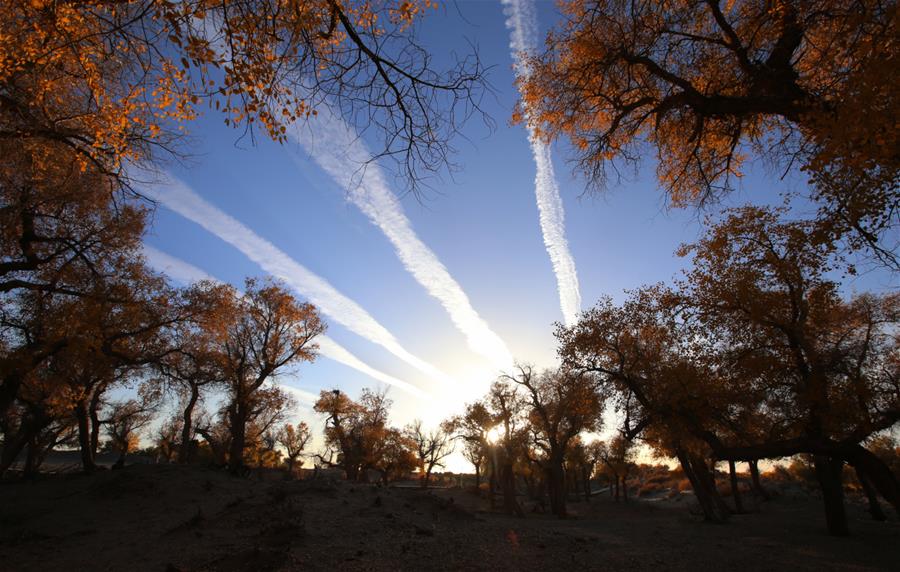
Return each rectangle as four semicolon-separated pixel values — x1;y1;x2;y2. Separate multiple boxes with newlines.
1;464;898;571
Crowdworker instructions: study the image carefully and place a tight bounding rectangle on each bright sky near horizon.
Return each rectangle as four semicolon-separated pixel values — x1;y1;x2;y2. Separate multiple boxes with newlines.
139;1;896;470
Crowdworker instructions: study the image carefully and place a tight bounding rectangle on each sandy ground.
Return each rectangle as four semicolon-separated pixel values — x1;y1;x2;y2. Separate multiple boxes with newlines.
1;464;898;571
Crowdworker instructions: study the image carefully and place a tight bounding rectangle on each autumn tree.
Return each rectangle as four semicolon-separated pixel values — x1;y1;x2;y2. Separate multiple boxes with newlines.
405;419;453;488
679;206;900;534
446;401;493;489
506;365;603;517
557;286;736;522
314;387;391;481
597;437;635;502
0;0;487;188
103;399;156;469
520;0;899;265
372;427;419;484
485;380;527;517
219;279;323;474
157;281;238;463
277;421;312;477
568;437;605;501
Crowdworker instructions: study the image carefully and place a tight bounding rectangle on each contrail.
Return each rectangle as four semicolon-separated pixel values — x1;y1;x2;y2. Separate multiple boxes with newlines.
141;178;452;386
141;244;429;398
289;109;514;371
142;244;217;283
502;0;581;326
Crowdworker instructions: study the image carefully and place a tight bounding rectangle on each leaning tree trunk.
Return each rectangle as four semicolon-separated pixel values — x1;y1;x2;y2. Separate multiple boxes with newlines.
854;465;886;521
814;455;849;536
728;460;745;513
844;444;900;518
675;449;729;522
178;384;201;463
748;460;771;500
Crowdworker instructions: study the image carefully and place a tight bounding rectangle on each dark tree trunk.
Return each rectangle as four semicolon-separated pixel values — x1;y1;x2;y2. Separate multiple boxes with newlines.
675;449;729;522
501;462;523;517
227;406;247;475
749;460;771;500
582;467;592;502
728;460;745;513
854;465;886;521
622;475;629;502
0;423;30;477
178;384;200;463
844;444;900;518
546;459;567;517
75;401;96;473
613;473;619;501
89;390;103;457
474;462;481;489
814;455;849;536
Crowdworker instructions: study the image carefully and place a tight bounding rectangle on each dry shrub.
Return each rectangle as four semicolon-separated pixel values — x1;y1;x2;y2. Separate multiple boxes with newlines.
677;479;692;492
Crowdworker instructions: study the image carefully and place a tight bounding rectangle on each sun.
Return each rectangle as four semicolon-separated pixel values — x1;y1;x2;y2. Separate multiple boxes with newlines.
485;425;502;445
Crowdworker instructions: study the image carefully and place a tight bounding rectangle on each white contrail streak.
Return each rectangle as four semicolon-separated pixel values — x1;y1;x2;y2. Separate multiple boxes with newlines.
143;244;217;283
141;178;452;387
289;110;514;372
141;244;429;398
502;0;581;326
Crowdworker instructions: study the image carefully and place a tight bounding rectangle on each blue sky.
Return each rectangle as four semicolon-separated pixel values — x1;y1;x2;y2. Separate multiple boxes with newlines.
139;1;896;463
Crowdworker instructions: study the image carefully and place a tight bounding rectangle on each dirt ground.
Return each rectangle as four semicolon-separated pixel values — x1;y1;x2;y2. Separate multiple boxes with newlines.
1;464;898;571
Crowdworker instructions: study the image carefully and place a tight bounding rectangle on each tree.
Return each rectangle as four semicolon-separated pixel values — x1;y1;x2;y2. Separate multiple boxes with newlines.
597;437;635;502
679;206;900;534
103;399;156;469
314;387;391;481
277;421;312;477
507;365;603;517
446;402;493;489
372;427;418;484
520;0;898;265
406;419;453;488
158;281;237;463
220;279;323;474
485;380;527;517
556;286;735;522
1;1;487;188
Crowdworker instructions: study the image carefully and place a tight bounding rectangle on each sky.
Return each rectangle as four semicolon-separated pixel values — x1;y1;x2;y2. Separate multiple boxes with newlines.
138;1;896;470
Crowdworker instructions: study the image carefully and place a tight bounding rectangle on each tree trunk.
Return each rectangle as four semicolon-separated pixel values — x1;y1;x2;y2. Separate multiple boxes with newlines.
0;423;30;477
227;406;247;475
613;473;619;501
474;463;481;489
675;449;729;522
501;462;524;517
89;390;103;457
814;455;849;536
749;460;771;500
622;475;629;502
178;384;200;463
546;459;567;517
728;460;745;513
582;467;592;502
854;465;886;521
75;401;96;473
844;444;900;518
